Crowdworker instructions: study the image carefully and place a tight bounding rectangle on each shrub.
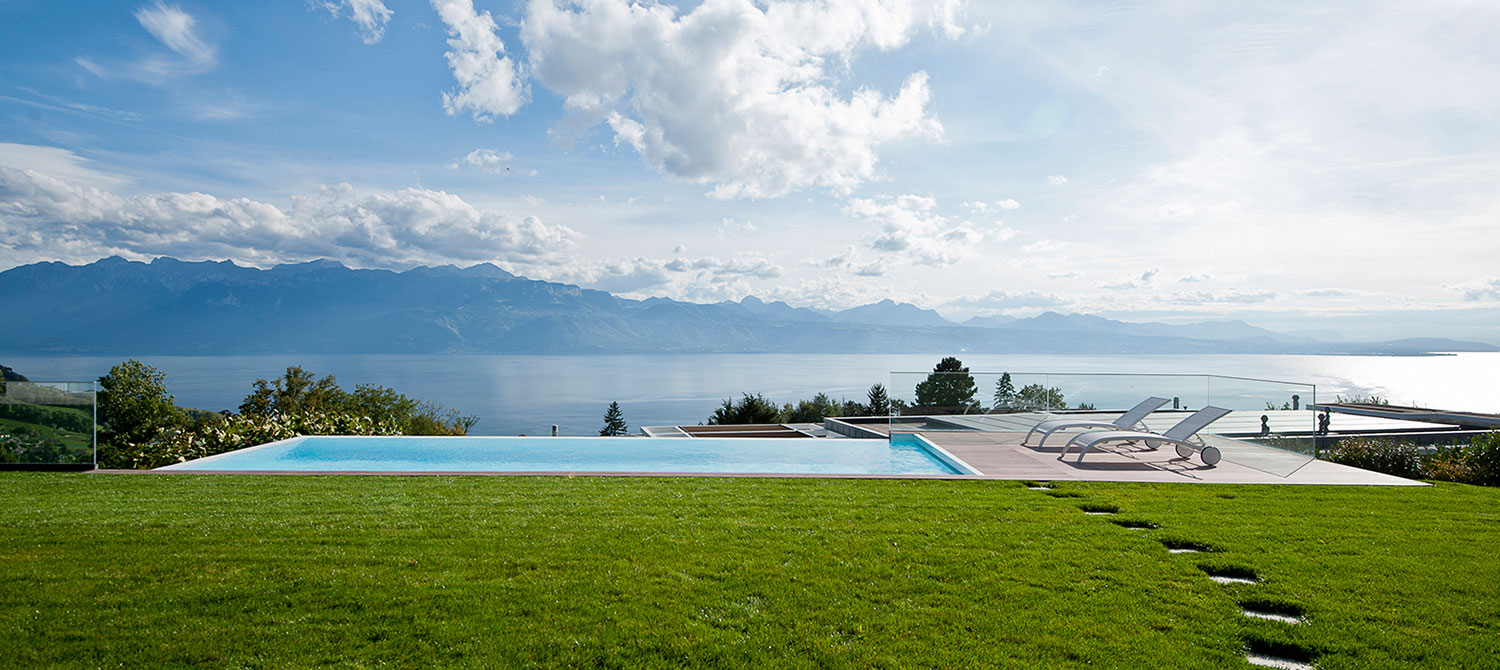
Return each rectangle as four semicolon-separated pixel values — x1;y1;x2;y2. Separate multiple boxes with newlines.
1322;438;1424;479
783;393;847;423
97;361;187;468
240;367;474;436
708;393;783;425
118;410;404;470
1425;432;1500;487
1322;433;1500;487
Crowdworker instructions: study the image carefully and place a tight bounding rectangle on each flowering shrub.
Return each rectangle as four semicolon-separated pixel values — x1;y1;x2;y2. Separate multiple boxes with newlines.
1424;433;1500;487
1323;432;1500;487
113;410;403;470
1322;439;1425;479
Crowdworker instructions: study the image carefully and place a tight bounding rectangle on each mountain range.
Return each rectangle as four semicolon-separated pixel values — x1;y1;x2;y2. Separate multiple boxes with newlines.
0;257;1493;356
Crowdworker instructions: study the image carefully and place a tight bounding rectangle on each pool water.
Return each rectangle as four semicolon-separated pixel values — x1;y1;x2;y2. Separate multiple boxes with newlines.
157;435;970;475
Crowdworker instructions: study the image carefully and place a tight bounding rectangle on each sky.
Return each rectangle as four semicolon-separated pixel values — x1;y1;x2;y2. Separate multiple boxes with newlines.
1;0;1498;342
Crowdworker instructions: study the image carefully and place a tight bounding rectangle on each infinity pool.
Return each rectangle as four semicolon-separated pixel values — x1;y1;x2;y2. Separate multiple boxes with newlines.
156;435;975;475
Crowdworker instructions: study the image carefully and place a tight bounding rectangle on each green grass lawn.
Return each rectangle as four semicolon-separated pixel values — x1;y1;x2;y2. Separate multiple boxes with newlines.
2;475;1496;668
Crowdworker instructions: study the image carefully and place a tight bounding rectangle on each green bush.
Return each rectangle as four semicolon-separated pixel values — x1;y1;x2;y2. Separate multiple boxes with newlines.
96;362;476;469
98;360;185;455
708;393;783;425
116;410;403;470
1322;438;1425;479
1323;432;1500;487
240;367;474;435
1425;433;1500;487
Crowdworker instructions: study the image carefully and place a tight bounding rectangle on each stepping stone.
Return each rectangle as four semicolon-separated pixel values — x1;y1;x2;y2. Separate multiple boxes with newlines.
1161;539;1217;554
1109;519;1159;530
1084;511;1113;516
1244;652;1314;669
1241;608;1303;624
1199;565;1258;583
1027;486;1052;491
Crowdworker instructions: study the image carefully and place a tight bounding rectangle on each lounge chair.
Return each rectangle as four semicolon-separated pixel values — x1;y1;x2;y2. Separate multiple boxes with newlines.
1058;406;1232;465
1022;396;1170;448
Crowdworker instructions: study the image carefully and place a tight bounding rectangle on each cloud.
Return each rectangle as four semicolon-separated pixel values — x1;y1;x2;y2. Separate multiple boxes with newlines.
1021;240;1065;254
0;149;579;270
944;289;1065;311
433;0;528;120
1445;277;1500;301
1047;175;1068;185
716;217;756;240
963;198;1020;213
522;0;961;198
815;245;887;277
136;2;216;67
454;148;514;174
1167;288;1277;304
87;2;219;83
844;194;982;265
1299;288;1358;297
0;143;129;190
566;253;784;301
320;0;394;44
1098;267;1160;290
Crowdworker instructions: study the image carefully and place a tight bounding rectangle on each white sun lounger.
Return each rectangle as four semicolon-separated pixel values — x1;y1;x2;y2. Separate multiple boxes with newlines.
1058;406;1232;465
1022;396;1170;448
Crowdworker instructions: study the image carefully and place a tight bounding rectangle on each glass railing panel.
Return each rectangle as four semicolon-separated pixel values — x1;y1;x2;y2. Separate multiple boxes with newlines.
0;381;96;466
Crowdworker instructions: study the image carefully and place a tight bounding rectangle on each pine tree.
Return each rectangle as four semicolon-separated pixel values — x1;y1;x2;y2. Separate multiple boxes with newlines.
913;356;978;410
865;383;890;416
993;372;1016;408
599;401;629;436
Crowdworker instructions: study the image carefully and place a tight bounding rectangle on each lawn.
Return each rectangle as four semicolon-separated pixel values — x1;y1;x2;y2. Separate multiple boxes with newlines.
1;474;1496;668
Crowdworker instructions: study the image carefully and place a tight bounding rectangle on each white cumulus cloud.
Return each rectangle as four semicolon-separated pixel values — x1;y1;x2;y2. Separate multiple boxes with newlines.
321;0;395;44
0;149;579;271
565;253;784;301
845;193;982;266
521;0;962;198
1445;277;1500;302
455;148;515;174
434;0;529;121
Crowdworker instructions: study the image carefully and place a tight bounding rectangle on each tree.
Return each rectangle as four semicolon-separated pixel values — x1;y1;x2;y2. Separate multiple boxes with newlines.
239;366;344;416
913;356;978;411
239;367;474;435
993;372;1016;408
1017;384;1066;410
600;401;629;436
784;393;844;423
708;393;784;425
97;360;186;464
865;383;890;416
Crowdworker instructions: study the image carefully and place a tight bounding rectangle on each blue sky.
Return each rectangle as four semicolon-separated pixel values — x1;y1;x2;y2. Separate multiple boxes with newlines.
2;0;1499;341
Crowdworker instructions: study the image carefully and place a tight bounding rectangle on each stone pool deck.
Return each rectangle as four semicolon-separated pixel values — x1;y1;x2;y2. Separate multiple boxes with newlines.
919;431;1423;486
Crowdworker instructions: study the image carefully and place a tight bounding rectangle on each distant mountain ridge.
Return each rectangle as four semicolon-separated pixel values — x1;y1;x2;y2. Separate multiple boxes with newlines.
0;257;1494;356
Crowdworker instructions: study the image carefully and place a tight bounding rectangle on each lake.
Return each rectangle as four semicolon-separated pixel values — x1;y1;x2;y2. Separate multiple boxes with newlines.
4;353;1498;436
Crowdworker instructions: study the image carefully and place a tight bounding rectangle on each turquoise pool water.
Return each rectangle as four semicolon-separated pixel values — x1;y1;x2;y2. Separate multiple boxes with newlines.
157;435;971;475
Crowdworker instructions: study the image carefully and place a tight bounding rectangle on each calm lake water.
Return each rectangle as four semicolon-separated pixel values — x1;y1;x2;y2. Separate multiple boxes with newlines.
4;353;1498;436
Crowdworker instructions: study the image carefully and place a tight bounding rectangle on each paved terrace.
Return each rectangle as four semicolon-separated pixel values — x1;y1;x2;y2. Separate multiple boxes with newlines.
905;410;1425;485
